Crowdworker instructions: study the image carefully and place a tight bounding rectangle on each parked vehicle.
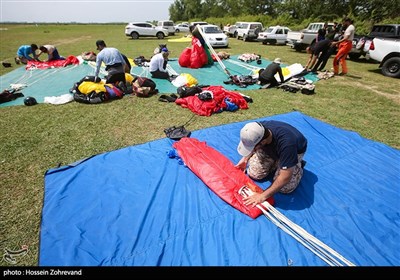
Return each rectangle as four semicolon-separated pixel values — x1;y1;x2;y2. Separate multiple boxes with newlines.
236;22;263;41
190;21;208;27
125;22;169;39
256;25;291;45
349;24;400;60
157;20;175;36
368;37;400;78
198;24;229;48
286;22;335;51
174;23;190;33
223;22;245;38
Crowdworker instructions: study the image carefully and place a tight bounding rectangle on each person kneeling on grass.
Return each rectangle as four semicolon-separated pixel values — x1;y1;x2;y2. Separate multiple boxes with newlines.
149;48;170;79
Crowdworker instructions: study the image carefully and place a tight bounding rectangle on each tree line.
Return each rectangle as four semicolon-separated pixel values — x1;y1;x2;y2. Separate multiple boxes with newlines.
169;0;400;31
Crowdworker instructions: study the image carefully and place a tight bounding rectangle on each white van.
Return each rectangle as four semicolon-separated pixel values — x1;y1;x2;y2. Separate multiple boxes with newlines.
158;20;175;35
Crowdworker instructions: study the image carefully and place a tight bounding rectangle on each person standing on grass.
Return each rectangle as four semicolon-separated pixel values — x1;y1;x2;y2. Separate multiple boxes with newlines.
15;44;39;64
235;121;308;206
304;39;334;72
331;18;355;75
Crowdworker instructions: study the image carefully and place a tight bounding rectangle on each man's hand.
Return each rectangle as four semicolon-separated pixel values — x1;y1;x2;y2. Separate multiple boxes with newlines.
234;157;248;172
243;192;266;207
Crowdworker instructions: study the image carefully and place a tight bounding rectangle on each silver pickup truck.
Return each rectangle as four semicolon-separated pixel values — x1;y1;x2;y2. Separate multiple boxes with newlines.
368;37;400;78
286;22;335;51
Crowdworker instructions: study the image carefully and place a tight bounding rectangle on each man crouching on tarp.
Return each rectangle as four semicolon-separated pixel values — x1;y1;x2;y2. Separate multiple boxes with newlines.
235;121;308;206
258;58;284;88
94;40;127;90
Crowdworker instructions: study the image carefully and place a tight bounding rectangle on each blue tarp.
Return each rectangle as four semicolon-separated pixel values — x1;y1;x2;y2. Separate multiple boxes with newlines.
39;111;400;266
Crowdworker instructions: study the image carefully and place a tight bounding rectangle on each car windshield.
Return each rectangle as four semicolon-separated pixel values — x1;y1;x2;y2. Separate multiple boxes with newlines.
265;28;273;33
204;26;222;34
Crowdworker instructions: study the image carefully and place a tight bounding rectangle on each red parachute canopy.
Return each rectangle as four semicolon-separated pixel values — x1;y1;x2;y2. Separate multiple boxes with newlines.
173;137;274;219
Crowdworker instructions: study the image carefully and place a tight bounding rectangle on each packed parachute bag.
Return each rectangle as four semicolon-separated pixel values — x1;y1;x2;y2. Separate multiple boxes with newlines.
0;89;24;104
70;75;123;104
131;76;158;97
164;125;191;140
81;51;97;61
223;75;258;88
133;56;150;67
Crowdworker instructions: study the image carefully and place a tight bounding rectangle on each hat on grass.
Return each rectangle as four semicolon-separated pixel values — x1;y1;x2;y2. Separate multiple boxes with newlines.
237;122;265;157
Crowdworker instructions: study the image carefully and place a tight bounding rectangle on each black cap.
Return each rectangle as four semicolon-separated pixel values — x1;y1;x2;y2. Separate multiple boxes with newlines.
96;40;106;49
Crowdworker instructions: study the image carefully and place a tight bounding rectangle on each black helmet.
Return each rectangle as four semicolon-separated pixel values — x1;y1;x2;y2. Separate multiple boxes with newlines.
24;96;37;106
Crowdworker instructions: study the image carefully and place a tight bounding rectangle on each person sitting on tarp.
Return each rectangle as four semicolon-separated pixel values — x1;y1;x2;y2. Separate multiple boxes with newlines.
235;121;308;207
149;47;170;79
94;40;127;87
15;44;39;64
38;45;64;61
258;58;284;88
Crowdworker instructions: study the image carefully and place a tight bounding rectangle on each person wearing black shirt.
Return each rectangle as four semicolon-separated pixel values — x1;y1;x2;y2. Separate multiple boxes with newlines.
258;58;284;88
235;121;308;206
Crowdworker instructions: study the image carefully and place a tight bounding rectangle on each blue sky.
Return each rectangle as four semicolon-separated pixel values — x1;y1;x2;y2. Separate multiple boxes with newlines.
0;0;174;23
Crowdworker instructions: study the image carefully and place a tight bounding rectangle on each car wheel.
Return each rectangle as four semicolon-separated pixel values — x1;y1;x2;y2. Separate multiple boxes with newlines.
381;57;400;78
176;29;180;33
234;31;238;38
243;34;247;41
294;45;303;52
131;32;139;40
157;32;165;39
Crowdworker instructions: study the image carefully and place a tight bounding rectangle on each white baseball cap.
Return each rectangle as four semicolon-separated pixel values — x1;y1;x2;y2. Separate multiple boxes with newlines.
274;58;281;64
237;122;265;157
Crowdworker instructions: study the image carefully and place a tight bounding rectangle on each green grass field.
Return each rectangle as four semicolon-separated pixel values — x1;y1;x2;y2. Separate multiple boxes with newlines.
1;24;399;266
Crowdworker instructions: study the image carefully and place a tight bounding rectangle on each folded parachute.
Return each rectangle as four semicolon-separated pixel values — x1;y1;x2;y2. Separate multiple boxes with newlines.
173;137;274;219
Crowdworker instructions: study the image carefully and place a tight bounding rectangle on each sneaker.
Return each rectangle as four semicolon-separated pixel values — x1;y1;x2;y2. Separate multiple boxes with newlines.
14;57;20;64
338;72;347;76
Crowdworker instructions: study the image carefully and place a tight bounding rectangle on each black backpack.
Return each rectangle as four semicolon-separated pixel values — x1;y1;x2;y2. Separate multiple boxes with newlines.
177;86;202;98
0;89;24;104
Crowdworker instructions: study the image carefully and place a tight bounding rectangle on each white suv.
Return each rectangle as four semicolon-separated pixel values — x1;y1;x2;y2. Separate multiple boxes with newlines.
236;22;263;41
125;22;169;39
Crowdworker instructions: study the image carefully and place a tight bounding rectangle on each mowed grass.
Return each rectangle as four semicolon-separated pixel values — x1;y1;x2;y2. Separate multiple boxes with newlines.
0;24;399;266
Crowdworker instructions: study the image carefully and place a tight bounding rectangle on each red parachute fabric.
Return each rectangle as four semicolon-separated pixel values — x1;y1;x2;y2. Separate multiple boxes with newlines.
26;55;80;70
175;85;249;116
178;48;191;68
173;137;274;219
178;37;208;69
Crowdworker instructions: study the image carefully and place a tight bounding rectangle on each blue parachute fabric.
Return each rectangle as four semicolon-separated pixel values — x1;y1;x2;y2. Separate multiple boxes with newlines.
39;111;400;266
